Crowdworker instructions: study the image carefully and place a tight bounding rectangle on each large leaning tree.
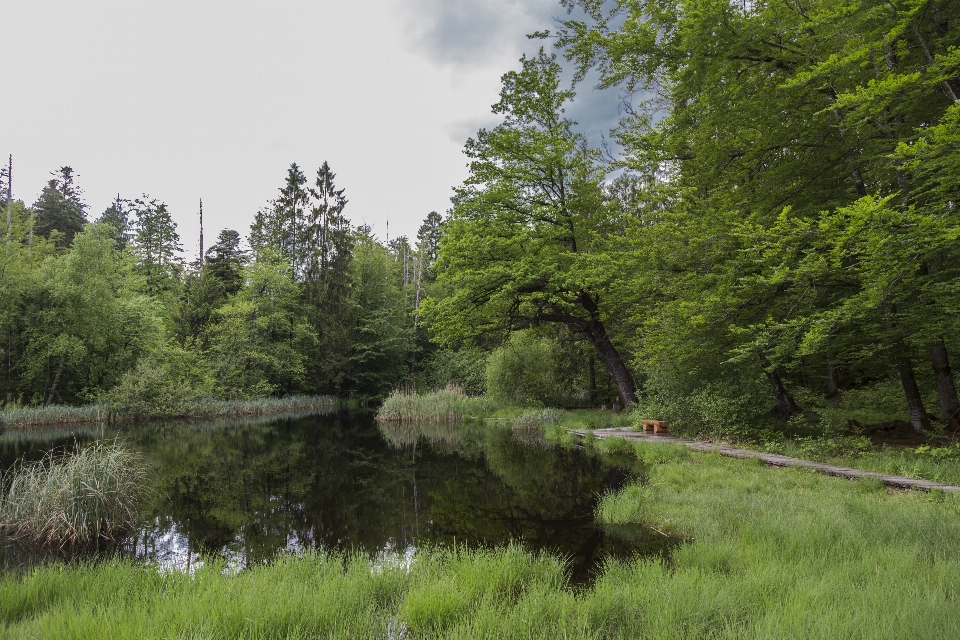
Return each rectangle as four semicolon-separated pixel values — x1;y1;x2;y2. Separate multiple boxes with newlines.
420;50;639;409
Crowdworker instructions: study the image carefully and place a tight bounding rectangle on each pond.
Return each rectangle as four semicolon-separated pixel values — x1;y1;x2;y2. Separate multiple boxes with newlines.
0;411;678;584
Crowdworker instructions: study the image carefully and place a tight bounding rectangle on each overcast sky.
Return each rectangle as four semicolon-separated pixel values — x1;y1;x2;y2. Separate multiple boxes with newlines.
0;0;622;259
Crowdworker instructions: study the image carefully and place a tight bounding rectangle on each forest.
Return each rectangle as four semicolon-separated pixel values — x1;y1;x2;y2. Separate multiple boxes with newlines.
2;0;959;438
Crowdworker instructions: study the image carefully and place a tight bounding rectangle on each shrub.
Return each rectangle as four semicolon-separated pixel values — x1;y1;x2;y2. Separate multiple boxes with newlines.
101;344;214;417
486;332;567;406
422;347;489;397
0;441;149;548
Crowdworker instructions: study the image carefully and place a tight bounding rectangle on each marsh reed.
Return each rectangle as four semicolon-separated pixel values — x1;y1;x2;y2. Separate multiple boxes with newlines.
0;441;149;548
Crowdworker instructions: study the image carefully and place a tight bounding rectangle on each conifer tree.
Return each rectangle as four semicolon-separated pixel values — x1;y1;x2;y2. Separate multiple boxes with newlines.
32;166;87;247
130;196;183;296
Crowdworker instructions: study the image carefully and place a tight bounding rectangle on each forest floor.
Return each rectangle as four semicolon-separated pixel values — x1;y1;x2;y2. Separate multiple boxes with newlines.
2;436;959;638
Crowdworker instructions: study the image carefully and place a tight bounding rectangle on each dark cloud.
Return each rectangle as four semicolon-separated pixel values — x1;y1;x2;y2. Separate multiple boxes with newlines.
566;68;630;157
402;0;628;157
447;114;503;147
400;0;556;67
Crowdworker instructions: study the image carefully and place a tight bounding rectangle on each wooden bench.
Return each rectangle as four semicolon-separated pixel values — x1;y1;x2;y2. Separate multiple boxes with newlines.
641;420;669;434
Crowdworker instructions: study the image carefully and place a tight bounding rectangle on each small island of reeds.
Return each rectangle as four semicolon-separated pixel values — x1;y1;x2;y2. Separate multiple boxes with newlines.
0;441;148;548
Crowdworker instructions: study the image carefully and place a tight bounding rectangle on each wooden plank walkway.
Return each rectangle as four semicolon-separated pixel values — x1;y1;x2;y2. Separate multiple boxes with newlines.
570;428;960;494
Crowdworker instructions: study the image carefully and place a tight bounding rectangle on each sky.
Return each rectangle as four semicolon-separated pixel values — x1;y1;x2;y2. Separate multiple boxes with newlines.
0;0;623;259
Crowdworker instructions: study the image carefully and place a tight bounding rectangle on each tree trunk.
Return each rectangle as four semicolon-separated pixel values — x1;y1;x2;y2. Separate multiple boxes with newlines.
45;356;64;406
897;358;930;433
588;355;597;407
577;292;638;409
767;369;801;420
826;351;839;398
929;337;960;428
583;323;637;410
897;356;931;432
884;304;931;432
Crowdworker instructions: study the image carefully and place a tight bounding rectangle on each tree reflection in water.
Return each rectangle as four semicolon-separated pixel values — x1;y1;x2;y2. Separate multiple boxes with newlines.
0;412;681;584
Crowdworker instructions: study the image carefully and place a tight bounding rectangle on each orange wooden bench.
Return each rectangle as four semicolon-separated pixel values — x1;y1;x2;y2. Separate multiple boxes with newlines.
641;420;669;434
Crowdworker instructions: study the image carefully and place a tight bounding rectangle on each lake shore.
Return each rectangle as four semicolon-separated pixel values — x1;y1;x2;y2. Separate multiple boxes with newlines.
0;395;339;430
3;432;960;638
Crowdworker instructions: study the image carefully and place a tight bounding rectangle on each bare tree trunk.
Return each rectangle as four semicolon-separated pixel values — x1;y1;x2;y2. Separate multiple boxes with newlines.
897;357;931;432
4;154;11;242
767;369;801;420
410;248;424;379
930;337;960;428
45;356;64;406
199;198;204;267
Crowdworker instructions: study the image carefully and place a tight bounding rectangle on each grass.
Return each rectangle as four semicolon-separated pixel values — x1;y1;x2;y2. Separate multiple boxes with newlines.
0;404;113;429
377;387;633;433
829;444;960;485
0;395;338;429
0;441;149;549
375;387;503;423
378;420;490;450
770;439;960;486
4;435;960;637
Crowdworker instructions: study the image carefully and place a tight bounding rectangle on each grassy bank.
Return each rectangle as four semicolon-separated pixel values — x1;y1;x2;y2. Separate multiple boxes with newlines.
376;387;633;432
774;439;960;486
0;395;338;429
375;387;500;423
4;436;959;638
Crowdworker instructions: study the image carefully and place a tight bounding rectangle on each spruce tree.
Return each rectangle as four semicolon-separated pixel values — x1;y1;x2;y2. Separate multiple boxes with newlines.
32;166;87;247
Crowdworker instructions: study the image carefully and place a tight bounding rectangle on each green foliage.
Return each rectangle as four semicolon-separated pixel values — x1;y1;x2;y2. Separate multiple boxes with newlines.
421;49;639;408
203;229;245;295
101;343;213;417
129;196;183;296
206;255;316;398
15;224;162;405
0;404;112;428
508;407;566;429
30;166;87;247
0;441;148;548
485;331;568;406
421;347;488;397
94;195;131;251
556;0;960;429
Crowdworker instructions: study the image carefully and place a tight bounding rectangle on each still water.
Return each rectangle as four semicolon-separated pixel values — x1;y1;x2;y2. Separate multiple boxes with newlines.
0;412;677;584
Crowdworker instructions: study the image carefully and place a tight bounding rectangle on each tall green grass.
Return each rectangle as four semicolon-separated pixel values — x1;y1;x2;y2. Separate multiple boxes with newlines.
375;387;498;423
0;395;338;429
0;441;149;548
0;404;113;429
818;444;960;486
5;437;960;637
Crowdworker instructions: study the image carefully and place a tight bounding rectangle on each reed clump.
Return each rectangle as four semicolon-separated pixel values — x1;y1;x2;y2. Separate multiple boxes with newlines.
0;441;149;548
0;395;338;429
376;386;478;423
0;404;113;429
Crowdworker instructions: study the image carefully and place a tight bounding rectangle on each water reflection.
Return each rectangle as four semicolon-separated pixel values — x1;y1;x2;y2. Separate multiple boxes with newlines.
1;412;680;584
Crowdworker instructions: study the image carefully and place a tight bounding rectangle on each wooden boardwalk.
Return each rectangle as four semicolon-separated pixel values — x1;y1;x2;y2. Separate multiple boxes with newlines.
570;428;960;494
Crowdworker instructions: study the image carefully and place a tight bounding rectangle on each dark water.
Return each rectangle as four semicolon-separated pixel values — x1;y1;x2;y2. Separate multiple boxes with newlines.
0;412;678;584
